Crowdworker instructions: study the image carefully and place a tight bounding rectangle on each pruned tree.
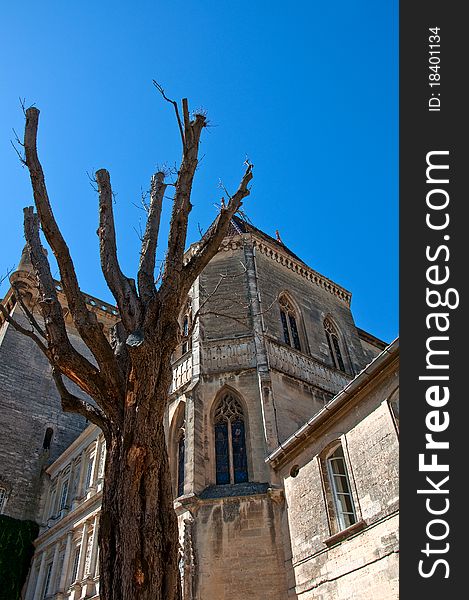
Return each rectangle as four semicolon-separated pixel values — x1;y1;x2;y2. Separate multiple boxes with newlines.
2;93;252;600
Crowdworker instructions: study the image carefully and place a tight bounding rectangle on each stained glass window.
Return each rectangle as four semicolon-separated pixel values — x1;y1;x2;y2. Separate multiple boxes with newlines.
231;420;248;483
214;394;248;485
177;430;185;496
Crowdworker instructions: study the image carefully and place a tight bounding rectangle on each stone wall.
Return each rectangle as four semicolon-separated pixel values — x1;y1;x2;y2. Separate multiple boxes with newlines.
277;357;399;599
179;491;287;600
0;308;87;521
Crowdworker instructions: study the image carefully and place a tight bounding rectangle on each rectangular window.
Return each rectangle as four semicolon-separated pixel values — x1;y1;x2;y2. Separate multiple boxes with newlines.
70;546;80;584
59;479;69;510
42;562;53;599
327;446;357;530
85;455;94;490
48;487;57;519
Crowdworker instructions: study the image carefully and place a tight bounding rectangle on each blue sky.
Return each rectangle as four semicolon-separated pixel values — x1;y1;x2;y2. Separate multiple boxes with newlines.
0;1;398;342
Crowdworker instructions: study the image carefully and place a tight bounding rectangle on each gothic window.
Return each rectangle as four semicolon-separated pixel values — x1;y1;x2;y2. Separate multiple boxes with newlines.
0;487;7;514
43;427;53;450
177;427;185;497
279;295;301;351
324;444;357;531
179;303;192;358
182;315;190;355
214;393;248;485
324;318;346;372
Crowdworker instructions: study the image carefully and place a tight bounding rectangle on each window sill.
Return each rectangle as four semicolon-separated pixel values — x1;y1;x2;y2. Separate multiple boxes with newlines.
323;519;366;547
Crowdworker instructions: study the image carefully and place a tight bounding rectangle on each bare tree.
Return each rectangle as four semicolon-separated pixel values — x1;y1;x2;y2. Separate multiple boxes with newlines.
4;95;252;600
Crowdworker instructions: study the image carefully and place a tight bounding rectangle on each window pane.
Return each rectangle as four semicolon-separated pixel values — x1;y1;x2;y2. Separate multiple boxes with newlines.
177;434;185;497
326;332;337;368
280;310;291;346
60;480;69;509
231;420;248;483
289;314;301;351
332;334;346;372
328;446;357;530
215;421;230;484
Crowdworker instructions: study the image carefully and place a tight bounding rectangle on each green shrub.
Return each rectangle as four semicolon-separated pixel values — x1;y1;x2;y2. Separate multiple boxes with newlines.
0;515;39;600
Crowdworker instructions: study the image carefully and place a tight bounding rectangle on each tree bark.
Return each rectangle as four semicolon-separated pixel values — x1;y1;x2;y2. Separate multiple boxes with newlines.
99;349;181;600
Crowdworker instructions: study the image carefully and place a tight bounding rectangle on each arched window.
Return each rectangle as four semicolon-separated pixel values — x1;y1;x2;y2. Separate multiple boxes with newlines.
326;444;357;531
214;393;248;485
177;426;185;497
43;427;54;450
279;295;301;351
180;315;189;355
324;318;346;372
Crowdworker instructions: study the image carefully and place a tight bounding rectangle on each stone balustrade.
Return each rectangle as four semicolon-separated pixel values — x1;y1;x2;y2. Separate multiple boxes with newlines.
201;336;256;373
171;353;193;393
266;338;352;394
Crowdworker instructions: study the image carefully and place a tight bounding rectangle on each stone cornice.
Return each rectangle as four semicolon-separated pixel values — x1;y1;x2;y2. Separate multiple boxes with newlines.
217;234;352;305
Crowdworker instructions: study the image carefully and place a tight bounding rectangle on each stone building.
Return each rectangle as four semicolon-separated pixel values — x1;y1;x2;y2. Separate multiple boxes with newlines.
0;216;399;599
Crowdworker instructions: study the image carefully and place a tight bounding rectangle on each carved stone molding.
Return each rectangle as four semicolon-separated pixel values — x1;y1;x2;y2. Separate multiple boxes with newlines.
201;337;256;373
267;338;351;394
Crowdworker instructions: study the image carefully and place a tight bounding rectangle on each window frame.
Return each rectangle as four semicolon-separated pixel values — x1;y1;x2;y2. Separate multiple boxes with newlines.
326;446;357;531
319;440;359;536
279;295;302;351
324;317;349;373
213;392;249;485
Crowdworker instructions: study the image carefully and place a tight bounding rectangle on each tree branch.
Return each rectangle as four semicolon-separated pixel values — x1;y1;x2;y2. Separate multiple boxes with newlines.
11;283;47;339
23;207;122;423
52;369;111;440
161;101;207;297
0;302;48;355
137;171;166;304
152;80;185;146
23;107;121;389
182;161;253;292
96;168;143;333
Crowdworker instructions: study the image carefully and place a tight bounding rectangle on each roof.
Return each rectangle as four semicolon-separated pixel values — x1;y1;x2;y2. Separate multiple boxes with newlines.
227;215;308;267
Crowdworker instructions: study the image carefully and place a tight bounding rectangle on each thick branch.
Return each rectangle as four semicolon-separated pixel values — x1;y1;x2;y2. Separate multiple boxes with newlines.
23;108;120;387
137;171;166;303
52;369;111;439
162;102;207;294
182;162;253;292
23;207;121;422
96;168;143;332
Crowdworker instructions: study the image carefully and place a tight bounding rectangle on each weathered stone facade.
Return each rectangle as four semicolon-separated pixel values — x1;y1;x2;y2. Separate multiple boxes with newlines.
0;218;398;599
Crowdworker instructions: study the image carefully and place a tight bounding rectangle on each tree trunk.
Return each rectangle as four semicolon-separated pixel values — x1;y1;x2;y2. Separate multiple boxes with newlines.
99;355;181;600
